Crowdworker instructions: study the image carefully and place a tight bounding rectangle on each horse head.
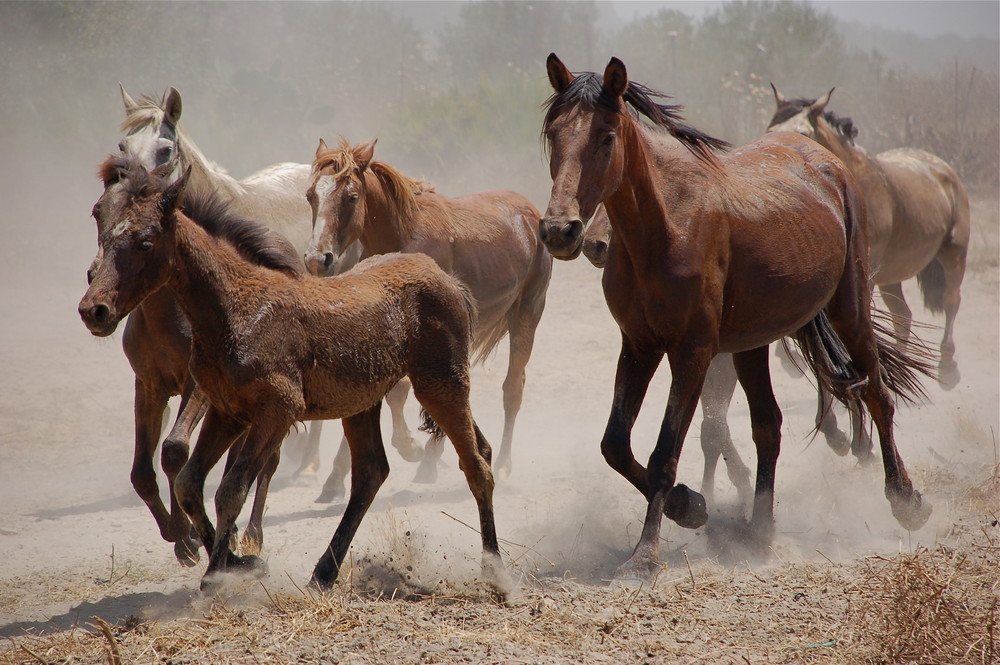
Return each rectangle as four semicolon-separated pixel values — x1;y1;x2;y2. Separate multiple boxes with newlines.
766;85;857;145
117;84;184;181
79;157;188;336
304;137;375;277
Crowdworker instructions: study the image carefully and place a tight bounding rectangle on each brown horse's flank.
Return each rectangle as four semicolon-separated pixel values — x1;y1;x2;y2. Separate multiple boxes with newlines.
80;158;503;594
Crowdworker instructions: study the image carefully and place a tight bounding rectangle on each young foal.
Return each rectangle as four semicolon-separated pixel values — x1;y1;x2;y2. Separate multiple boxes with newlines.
305;138;552;484
540;54;932;581
79;157;503;593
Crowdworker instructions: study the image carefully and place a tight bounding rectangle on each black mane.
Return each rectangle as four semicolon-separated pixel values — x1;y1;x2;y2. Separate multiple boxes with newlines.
769;97;859;143
542;71;730;163
99;155;304;279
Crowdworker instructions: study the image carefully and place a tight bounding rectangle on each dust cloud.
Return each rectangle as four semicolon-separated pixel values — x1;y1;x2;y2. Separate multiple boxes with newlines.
0;1;997;632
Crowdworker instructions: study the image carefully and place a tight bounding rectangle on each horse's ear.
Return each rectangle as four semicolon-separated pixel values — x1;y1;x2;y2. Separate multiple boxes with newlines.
770;82;787;107
120;83;139;114
164;87;183;126
602;57;628;99
356;138;377;172
810;88;834;117
315;138;329;159
546;53;574;94
161;166;191;220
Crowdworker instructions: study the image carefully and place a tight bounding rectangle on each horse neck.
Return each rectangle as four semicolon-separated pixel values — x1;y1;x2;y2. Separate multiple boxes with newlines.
167;214;261;348
176;131;245;201
358;169;413;254
603;123;685;267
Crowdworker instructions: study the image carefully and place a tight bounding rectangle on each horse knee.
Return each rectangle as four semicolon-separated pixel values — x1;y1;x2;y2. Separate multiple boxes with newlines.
601;439;633;476
161;438;190;476
129;465;159;501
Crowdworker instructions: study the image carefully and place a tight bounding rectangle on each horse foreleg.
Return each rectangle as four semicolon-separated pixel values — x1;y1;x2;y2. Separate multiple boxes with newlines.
130;379;172;540
732;347;783;544
387;378;423;462
202;423;286;591
160;379;209;566
699;355;752;508
312;403;388;590
600;338;663;498
614;345;709;582
241;446;281;557
316;433;351;504
174;406;248;561
290;421;323;479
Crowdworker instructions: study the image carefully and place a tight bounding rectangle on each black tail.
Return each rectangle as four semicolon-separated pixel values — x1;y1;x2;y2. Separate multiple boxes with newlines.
418;409;446;444
789;308;937;410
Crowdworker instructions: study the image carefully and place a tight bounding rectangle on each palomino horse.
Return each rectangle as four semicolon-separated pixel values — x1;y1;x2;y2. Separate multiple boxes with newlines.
79;157;505;594
540;54;932;580
305;137;552;486
768;86;970;390
109;86;362;564
582;207;753;506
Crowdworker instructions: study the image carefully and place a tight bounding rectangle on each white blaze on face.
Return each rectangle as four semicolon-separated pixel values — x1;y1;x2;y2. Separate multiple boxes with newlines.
768;109;816;139
310;175;339;247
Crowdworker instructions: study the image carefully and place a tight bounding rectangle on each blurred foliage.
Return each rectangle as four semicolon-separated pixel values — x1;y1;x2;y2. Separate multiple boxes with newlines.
1;0;996;196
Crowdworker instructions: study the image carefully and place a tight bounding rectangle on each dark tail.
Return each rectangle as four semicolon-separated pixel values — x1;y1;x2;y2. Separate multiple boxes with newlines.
418;409;446;443
789;308;937;410
916;259;947;313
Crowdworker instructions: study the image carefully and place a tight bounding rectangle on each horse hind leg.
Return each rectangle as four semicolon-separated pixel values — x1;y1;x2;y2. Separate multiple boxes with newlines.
699;354;753;508
493;292;545;480
923;240;968;390
826;273;932;531
316;434;351;503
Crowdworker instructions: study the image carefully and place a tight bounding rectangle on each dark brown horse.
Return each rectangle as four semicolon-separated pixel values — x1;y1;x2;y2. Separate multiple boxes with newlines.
768;86;970;389
304;137;552;485
582;208;753;506
79;157;504;594
540;54;932;581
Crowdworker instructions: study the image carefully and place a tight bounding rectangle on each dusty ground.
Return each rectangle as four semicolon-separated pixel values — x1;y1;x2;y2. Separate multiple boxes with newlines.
0;192;997;663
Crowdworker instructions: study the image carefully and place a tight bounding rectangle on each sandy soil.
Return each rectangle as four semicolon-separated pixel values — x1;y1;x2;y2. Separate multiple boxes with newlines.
0;195;997;662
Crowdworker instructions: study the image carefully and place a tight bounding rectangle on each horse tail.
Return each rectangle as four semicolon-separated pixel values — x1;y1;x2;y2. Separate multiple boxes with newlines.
789;308;937;410
916;259;947;314
418;408;446;443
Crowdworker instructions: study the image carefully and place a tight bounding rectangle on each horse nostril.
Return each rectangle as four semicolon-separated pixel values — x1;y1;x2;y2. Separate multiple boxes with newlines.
595;240;608;255
89;304;110;324
323;253;335;270
563;219;583;242
538;224;550;243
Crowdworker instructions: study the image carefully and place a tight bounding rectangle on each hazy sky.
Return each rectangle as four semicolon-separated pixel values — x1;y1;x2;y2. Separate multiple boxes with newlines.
619;1;1000;39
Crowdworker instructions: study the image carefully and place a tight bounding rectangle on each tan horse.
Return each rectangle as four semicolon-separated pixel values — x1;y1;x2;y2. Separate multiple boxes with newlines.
540;54;933;581
768;86;970;389
79;157;505;594
305;137;552;486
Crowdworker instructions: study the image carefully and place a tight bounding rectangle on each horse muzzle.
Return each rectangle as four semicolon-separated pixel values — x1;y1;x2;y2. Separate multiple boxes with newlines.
304;249;340;278
538;216;584;260
78;297;121;337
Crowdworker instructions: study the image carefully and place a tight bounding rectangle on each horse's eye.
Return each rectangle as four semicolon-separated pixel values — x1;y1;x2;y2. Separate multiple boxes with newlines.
138;239;154;252
348;192;360;203
156;146;173;164
602;133;616;147
118;141;126;152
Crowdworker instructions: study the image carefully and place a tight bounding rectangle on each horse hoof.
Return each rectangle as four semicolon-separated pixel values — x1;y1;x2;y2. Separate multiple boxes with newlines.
664;484;708;529
888;488;932;531
393;435;425;463
821;429;851;457
611;556;661;585
174;538;201;567
494;459;512;482
412;465;438;485
937;361;960;391
240;531;262;557
314;488;345;504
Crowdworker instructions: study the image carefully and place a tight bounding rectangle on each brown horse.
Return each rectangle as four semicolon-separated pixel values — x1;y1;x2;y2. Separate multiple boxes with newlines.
582;208;753;507
768;86;970;389
79;157;504;594
304;137;552;485
540;54;932;581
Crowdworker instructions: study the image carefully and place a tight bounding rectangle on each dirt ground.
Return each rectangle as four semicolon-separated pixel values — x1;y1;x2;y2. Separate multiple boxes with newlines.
0;191;997;663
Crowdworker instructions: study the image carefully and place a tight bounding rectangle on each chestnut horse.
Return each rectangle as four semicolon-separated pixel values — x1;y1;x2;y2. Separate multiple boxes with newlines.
768;86;970;390
79;157;504;593
540;54;932;581
583;208;753;506
108;87;362;564
304;137;552;486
